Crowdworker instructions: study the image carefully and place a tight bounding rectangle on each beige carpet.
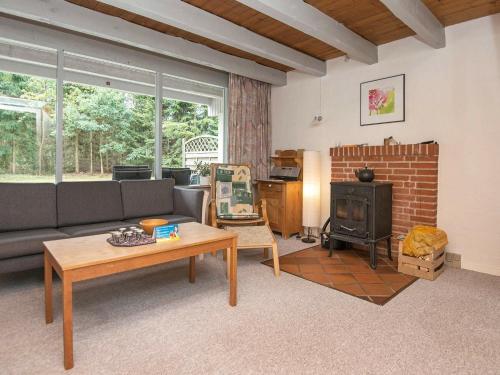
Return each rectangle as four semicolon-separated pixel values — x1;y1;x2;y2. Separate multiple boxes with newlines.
0;236;499;375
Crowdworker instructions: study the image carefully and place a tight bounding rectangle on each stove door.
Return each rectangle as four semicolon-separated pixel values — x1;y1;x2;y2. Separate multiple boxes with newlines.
333;195;369;238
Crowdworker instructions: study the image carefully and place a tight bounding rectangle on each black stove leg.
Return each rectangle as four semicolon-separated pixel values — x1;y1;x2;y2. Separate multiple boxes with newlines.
369;243;377;269
328;235;334;257
387;238;393;261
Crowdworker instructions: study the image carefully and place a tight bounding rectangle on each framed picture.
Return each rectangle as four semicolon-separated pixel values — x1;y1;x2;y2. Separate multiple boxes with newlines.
360;74;405;126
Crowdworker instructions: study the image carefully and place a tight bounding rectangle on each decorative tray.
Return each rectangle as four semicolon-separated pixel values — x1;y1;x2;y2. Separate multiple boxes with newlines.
106;236;156;247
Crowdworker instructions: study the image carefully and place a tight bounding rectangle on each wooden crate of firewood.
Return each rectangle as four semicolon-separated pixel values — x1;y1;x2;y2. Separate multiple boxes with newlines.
398;240;445;281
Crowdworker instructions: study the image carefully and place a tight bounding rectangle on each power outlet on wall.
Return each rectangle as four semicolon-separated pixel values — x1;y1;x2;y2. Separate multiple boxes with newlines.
445;252;461;269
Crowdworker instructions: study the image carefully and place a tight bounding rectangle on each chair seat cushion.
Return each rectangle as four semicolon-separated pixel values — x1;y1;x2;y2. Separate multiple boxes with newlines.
218;213;260;220
217;217;265;226
125;215;196;225
58;221;129;237
0;229;69;260
224;225;275;248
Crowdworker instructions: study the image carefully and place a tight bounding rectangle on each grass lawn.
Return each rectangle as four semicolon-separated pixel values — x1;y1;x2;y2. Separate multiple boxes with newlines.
0;173;113;183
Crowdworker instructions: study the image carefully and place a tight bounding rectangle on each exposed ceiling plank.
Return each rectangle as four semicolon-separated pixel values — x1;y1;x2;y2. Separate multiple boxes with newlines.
0;0;286;85
98;0;325;76
380;0;446;48
235;0;378;64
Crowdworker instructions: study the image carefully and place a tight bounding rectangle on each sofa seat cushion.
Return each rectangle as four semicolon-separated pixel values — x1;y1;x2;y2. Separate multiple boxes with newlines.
125;215;195;225
120;179;175;219
59;221;129;237
57;181;124;227
0;253;44;273
0;183;57;232
0;229;69;260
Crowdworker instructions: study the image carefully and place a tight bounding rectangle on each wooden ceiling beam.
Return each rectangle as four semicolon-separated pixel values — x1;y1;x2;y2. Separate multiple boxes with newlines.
0;0;287;85
98;0;326;76
235;0;378;64
380;0;446;48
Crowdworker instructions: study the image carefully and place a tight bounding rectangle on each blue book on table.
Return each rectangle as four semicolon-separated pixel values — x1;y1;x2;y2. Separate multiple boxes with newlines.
153;224;180;241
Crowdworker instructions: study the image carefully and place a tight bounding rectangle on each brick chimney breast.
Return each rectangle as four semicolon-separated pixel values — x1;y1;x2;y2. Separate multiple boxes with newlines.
330;144;439;252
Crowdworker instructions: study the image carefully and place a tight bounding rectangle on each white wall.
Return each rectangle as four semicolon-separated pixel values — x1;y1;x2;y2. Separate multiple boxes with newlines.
272;15;500;276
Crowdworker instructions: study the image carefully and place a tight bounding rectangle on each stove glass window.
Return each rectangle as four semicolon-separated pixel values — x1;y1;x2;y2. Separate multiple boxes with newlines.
352;200;366;222
335;199;348;220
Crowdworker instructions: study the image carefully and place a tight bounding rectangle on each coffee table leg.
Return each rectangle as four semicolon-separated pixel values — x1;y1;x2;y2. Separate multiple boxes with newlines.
44;250;53;324
225;248;230;280
272;242;280;277
189;256;196;283
229;238;237;306
62;274;73;370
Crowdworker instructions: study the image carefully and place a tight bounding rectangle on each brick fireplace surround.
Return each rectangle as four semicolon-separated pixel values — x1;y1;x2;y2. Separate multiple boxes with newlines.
330;144;439;255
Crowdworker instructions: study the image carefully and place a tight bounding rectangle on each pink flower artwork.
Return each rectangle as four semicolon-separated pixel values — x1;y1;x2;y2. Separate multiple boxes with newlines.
368;87;395;115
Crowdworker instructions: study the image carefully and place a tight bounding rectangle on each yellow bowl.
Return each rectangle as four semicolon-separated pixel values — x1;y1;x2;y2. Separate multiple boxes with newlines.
139;219;169;235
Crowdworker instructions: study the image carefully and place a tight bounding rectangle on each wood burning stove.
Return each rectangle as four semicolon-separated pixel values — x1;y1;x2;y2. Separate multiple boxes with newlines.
329;181;393;269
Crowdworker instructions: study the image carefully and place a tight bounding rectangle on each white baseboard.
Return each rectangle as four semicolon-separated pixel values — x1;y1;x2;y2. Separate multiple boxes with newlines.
461;260;500;276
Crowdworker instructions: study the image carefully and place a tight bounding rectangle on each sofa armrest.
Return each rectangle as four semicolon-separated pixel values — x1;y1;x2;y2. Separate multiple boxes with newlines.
173;187;205;223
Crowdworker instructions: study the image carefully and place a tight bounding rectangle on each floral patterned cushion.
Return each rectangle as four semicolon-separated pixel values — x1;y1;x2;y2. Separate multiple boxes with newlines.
215;165;259;219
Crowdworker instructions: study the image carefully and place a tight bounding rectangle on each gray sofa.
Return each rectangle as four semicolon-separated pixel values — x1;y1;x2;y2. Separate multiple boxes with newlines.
0;179;204;273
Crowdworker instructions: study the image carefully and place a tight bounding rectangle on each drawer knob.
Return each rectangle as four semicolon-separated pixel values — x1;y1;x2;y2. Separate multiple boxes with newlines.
268;184;272;187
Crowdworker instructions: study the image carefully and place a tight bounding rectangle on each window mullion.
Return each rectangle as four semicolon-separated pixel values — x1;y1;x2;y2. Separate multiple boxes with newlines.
55;49;64;183
154;72;163;179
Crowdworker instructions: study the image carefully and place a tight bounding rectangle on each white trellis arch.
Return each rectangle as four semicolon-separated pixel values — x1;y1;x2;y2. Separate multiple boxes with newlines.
182;135;219;169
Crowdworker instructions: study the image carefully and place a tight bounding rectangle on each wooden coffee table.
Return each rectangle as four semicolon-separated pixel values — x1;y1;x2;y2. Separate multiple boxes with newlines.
43;222;237;370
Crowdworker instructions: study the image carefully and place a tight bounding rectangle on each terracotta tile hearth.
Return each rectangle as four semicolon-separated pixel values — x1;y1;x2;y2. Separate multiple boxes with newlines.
263;246;417;305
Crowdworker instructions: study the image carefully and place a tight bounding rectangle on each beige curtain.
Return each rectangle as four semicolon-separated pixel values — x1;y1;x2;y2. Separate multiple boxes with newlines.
228;73;271;181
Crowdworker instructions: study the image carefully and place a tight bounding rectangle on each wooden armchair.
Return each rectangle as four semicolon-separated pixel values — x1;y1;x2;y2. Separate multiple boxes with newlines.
209;163;269;228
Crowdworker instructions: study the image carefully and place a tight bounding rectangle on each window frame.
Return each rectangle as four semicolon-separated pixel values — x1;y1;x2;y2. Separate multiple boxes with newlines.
0;33;227;183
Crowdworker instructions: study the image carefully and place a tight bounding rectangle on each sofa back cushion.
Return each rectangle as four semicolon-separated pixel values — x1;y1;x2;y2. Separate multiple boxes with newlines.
0;183;57;232
57;181;123;227
120;179;174;219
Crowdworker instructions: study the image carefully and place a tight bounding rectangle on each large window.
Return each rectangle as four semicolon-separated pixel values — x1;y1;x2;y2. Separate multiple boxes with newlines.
63;83;155;181
0;39;226;183
0;72;56;182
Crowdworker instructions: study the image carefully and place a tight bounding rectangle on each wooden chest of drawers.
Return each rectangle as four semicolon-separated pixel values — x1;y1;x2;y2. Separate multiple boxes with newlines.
257;180;302;239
